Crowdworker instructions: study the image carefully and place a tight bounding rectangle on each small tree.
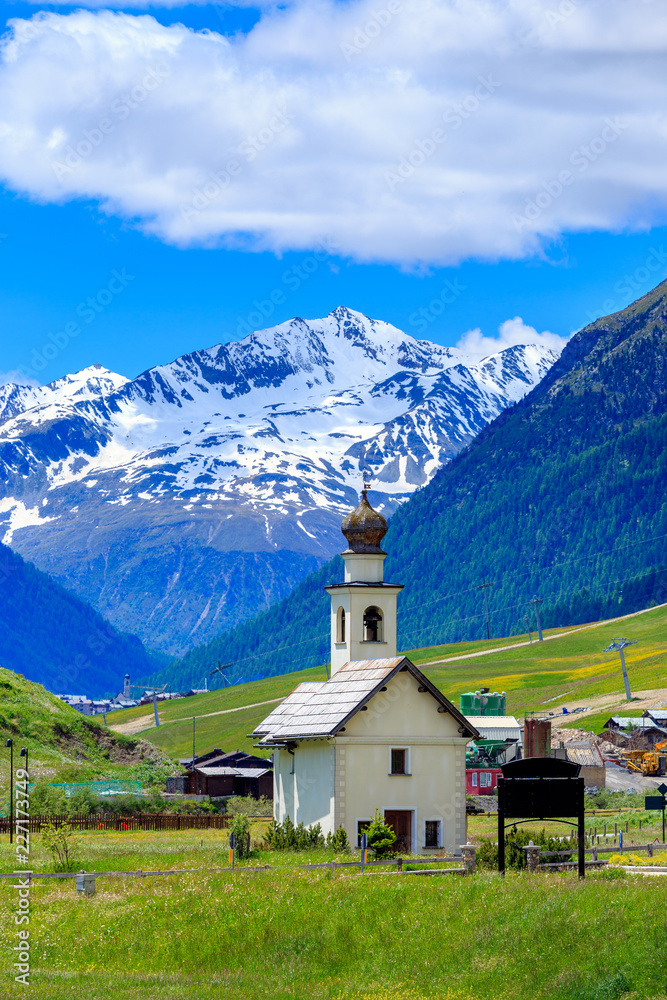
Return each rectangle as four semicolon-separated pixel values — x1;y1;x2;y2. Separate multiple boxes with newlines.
326;826;350;853
229;813;251;859
30;781;67;817
42;821;80;872
365;809;397;858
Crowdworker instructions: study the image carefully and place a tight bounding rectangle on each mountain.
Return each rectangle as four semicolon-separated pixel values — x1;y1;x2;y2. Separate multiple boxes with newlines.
166;282;667;689
0;540;157;696
0;308;557;655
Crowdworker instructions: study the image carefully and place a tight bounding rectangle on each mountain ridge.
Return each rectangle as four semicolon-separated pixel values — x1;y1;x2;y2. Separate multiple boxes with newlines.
0;308;557;654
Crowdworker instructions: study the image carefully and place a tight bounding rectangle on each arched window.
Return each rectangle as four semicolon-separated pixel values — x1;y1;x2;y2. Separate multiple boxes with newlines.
363;606;383;643
336;607;346;644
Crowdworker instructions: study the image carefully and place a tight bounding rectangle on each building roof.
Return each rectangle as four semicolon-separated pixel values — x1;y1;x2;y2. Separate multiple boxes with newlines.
464;716;521;741
195;766;271;778
604;716;645;730
253;657;479;746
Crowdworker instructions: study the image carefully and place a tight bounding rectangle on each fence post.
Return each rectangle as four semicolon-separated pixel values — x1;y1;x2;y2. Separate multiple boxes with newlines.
524;841;540;874
647;843;654;858
396;857;403;874
76;871;96;897
460;842;477;875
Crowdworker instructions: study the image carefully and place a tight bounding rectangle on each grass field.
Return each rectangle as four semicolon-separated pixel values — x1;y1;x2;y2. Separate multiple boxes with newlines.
1;862;666;1000
106;604;667;759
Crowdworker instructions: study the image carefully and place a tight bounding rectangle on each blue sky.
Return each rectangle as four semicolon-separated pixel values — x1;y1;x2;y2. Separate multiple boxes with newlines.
1;0;667;384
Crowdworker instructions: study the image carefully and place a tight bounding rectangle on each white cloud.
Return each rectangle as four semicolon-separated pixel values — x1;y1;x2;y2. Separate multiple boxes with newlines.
457;317;569;357
1;2;667;265
0;370;40;387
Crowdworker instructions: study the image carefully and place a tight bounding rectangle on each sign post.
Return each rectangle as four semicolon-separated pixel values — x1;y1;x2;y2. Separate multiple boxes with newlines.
645;782;667;843
360;831;368;874
229;831;236;870
497;757;586;878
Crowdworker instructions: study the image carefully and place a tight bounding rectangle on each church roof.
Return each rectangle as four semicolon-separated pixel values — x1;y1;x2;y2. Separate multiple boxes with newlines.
252;657;479;746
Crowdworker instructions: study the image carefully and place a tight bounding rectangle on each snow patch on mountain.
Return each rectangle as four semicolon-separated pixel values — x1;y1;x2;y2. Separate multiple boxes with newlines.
0;308;559;652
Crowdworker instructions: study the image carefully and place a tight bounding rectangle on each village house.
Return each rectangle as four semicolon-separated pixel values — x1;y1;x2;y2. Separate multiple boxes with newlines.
252;484;478;853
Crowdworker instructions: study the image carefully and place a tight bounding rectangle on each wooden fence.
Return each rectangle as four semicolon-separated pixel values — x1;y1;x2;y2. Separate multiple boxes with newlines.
0;813;251;833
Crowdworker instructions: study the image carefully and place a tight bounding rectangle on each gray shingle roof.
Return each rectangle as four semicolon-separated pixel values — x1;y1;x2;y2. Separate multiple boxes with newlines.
252;657;478;745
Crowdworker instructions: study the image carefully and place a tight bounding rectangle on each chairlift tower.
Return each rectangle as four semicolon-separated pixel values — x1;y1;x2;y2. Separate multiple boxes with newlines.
209;661;233;688
603;637;637;701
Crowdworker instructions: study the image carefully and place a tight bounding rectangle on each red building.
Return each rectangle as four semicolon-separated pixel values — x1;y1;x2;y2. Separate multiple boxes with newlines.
466;768;501;795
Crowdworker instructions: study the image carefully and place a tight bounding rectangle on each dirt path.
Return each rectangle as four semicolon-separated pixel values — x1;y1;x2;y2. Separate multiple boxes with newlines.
109;697;284;735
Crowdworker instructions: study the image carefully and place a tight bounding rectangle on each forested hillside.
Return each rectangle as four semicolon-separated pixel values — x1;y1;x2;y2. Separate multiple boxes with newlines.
164;280;667;690
0;542;159;695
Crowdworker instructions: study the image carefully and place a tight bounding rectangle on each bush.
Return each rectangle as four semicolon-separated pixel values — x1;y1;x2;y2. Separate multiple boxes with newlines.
41;821;80;873
29;781;67;817
67;787;100;817
226;796;272;817
229;813;252;859
477;826;573;871
326;826;350;852
365;809;397;858
263;816;325;851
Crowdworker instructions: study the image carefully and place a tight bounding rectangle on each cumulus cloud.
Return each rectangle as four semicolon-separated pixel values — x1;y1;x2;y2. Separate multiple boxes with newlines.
457;317;569;358
1;1;667;265
0;370;40;387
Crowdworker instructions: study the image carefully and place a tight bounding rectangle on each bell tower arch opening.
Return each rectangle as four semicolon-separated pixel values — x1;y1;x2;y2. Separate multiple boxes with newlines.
363;605;383;643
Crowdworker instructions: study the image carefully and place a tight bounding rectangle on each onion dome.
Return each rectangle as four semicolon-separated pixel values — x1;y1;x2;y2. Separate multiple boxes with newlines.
341;490;388;554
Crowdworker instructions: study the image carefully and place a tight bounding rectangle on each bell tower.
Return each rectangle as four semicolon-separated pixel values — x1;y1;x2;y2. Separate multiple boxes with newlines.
324;475;403;675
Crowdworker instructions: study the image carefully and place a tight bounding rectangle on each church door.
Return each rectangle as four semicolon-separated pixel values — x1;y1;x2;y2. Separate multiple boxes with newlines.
384;810;412;853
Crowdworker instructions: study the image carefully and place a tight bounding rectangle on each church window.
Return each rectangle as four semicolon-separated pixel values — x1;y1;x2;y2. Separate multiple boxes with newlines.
424;819;442;849
362;605;383;642
390;747;410;774
336;607;346;643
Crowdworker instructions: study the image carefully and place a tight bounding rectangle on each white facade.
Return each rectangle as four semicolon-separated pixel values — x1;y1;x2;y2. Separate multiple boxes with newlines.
271;667;470;852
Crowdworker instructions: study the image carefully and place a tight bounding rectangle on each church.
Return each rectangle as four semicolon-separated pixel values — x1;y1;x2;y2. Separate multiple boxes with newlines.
253;484;478;854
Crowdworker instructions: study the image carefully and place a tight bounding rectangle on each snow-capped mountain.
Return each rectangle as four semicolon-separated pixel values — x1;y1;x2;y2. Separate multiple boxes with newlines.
0;308;559;654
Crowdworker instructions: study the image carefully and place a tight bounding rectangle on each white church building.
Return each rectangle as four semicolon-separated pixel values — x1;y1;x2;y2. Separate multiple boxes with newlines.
253;486;478;854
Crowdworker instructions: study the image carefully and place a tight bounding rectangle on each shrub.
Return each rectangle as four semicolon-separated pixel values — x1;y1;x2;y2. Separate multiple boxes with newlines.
477;826;573;871
67;787;100;817
365;809;397;858
29;781;67;817
326;826;350;852
229;813;252;859
263;816;325;851
41;821;80;872
226;795;273;817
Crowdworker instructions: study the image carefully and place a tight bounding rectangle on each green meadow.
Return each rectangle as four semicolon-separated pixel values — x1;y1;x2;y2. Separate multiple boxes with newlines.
1;865;665;1000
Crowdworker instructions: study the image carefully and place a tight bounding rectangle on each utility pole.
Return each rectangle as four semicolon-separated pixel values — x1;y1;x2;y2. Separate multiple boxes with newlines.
192;717;196;770
476;580;494;641
6;740;12;844
603;638;637;701
529;595;544;642
523;615;533;644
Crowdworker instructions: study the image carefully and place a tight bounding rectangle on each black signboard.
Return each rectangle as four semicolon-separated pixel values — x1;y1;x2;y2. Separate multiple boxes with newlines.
498;757;586;878
645;790;666;842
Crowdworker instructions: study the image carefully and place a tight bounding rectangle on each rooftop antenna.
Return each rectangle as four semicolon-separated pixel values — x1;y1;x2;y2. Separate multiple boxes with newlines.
209;661;233;688
603;638;638;701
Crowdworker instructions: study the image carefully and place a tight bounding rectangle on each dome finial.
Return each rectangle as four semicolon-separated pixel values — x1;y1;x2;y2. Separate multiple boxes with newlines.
341;471;387;554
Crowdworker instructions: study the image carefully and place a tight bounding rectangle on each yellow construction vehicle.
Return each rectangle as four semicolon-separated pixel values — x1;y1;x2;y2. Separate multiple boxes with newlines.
621;740;667;777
